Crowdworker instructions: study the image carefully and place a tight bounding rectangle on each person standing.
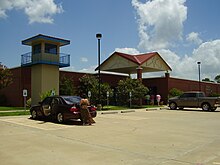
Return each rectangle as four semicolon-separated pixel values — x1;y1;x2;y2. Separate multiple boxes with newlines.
80;94;95;125
150;95;155;105
156;94;161;106
145;94;150;105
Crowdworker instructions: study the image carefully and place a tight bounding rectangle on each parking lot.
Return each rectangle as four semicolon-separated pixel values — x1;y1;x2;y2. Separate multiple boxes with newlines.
1;108;220;165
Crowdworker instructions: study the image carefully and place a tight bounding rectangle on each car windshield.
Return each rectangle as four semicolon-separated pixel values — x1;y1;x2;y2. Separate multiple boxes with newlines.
62;96;81;105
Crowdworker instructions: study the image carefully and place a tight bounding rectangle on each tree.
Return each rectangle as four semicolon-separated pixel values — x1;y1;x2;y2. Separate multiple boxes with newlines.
40;89;56;101
169;88;183;98
202;78;214;82
78;74;98;98
78;74;112;106
0;67;13;90
117;78;148;106
214;75;220;83
202;78;211;82
59;75;75;95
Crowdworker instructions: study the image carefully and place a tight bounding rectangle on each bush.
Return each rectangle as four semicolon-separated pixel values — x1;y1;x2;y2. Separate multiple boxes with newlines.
40;89;56;101
26;98;31;107
209;93;220;97
169;88;183;98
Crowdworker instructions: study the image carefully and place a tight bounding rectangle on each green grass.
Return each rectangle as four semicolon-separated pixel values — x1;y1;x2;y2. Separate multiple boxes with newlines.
0;111;30;116
0;106;25;111
102;106;128;111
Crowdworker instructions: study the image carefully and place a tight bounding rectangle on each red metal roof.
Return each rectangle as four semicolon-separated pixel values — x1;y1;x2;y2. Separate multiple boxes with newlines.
116;52;158;65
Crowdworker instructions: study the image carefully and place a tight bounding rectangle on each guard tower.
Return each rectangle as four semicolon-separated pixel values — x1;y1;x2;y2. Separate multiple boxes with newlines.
21;34;70;105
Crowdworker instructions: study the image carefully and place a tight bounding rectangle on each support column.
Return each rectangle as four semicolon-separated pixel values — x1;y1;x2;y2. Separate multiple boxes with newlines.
136;66;143;81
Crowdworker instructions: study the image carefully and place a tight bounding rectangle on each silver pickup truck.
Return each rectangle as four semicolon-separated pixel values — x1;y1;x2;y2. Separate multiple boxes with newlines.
168;91;220;111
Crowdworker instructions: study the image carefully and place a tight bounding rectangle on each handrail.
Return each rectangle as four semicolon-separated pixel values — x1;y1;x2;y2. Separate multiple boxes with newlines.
21;52;70;68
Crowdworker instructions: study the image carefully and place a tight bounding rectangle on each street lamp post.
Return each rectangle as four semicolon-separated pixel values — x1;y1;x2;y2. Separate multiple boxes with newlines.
96;33;102;110
197;61;201;92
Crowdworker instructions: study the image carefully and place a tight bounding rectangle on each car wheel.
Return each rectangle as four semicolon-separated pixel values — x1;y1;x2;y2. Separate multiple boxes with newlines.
31;110;38;119
57;112;64;123
169;102;177;110
202;103;210;111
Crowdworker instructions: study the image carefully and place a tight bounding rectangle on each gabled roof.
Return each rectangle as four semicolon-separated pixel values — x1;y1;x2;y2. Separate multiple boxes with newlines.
96;51;172;74
116;52;158;65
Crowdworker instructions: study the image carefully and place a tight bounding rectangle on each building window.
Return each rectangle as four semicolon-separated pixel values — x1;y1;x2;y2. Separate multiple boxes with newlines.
45;43;57;54
33;44;41;54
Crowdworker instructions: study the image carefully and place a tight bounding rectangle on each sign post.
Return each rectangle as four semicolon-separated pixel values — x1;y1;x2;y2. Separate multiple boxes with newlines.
106;91;109;107
23;89;27;111
88;91;91;102
51;90;55;96
129;91;132;108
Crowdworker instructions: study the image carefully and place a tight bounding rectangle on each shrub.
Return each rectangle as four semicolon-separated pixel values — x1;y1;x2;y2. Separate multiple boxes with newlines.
169;88;183;98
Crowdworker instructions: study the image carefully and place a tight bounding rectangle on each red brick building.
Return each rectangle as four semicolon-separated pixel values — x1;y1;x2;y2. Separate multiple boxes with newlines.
1;66;220;107
0;67;127;106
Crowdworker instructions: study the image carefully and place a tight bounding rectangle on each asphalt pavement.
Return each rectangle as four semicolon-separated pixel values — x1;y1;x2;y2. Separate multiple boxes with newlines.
0;108;220;165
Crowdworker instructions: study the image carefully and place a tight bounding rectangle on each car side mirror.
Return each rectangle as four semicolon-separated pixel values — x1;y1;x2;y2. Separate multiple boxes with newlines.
38;101;42;105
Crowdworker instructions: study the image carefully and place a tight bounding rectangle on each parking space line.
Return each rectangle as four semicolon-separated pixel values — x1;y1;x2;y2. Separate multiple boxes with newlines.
0;118;72;130
100;114;148;121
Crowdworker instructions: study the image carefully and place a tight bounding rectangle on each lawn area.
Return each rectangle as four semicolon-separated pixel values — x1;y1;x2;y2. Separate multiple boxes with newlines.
0;106;30;116
0;106;26;111
0;111;30;116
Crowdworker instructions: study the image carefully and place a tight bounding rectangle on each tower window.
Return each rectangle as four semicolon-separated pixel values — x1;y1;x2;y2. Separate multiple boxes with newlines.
33;44;41;54
45;43;57;54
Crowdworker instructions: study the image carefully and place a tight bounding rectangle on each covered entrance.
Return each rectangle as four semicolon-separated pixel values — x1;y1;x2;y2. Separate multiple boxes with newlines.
96;51;172;80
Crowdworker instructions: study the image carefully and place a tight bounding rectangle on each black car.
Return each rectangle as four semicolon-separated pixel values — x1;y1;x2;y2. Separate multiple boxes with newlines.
30;96;97;123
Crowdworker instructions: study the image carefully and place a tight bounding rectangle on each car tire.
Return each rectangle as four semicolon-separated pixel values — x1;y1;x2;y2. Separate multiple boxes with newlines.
57;112;64;123
169;102;177;110
31;110;38;119
202;103;210;111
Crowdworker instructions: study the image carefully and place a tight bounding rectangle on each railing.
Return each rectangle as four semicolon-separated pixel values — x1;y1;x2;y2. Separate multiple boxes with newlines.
21;52;32;66
21;52;70;68
59;53;70;67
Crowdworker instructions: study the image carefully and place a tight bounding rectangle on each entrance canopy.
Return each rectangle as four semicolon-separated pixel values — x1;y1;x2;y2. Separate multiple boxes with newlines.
96;52;172;75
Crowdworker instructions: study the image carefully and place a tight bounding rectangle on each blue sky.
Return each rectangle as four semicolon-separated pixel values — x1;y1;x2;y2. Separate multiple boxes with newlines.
1;0;220;81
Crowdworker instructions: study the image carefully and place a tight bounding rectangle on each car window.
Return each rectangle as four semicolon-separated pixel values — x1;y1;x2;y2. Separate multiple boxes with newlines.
42;97;52;105
52;98;60;104
62;96;81;105
181;93;196;98
198;93;204;97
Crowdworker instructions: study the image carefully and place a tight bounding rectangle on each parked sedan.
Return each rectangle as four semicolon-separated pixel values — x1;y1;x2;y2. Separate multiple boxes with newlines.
30;96;97;123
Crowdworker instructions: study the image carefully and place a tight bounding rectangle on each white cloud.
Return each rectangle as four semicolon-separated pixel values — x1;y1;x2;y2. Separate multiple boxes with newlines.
81;57;88;63
132;0;187;51
186;32;203;45
79;65;96;73
115;47;140;55
157;40;220;80
0;0;63;24
111;1;220;81
158;49;196;80
192;40;220;78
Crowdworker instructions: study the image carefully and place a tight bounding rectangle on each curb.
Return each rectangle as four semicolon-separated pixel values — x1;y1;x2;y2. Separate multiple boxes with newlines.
100;111;119;115
146;106;168;111
121;110;135;113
